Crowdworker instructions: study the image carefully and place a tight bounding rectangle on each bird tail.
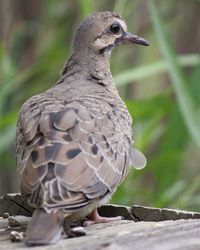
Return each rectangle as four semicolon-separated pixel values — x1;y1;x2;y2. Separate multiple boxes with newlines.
25;208;64;246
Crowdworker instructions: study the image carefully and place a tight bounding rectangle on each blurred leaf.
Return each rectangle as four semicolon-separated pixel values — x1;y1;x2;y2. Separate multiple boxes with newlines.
113;0;129;15
136;115;165;150
159;180;187;207
0;110;18;129
114;54;200;86
126;94;172;120
126;94;172;149
78;0;94;18
0;125;16;155
172;175;200;209
0;54;16;116
149;0;200;148
150;107;188;206
189;63;200;104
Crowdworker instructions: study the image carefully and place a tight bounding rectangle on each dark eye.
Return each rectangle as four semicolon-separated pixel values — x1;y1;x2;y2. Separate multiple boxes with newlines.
109;23;121;34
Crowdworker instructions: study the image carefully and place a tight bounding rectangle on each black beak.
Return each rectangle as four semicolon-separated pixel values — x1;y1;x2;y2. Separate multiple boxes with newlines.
116;32;149;46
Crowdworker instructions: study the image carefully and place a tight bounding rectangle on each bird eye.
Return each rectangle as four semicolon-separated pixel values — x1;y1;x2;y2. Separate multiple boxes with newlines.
109;23;121;34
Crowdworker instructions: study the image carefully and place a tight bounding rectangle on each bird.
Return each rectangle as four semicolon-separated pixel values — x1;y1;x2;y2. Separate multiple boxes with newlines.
15;11;149;246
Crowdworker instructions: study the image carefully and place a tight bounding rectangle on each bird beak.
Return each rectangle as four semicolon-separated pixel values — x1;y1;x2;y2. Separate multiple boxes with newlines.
117;32;149;46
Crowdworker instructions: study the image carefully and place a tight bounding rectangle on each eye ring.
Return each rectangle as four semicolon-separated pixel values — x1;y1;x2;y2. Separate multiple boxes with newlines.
109;23;121;34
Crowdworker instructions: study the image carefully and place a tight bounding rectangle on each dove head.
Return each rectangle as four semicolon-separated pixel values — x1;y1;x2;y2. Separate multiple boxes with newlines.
73;11;149;56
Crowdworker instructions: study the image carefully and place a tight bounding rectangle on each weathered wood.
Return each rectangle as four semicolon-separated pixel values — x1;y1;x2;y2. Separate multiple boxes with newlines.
98;204;200;221
131;205;200;221
1;194;200;221
0;194;33;217
0;194;200;249
0;217;200;249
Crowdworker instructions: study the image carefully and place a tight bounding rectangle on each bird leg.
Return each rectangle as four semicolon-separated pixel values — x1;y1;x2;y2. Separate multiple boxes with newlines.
83;208;122;226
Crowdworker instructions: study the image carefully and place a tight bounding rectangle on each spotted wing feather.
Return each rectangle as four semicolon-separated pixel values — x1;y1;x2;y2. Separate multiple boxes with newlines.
16;93;132;212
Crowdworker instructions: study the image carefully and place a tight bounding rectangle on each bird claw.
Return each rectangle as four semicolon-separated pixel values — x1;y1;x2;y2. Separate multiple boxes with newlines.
66;226;87;238
83;209;123;227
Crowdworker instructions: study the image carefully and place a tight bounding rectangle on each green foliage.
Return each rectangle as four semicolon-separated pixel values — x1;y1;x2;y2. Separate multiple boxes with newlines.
149;0;200;148
78;0;94;17
0;0;200;211
114;54;200;87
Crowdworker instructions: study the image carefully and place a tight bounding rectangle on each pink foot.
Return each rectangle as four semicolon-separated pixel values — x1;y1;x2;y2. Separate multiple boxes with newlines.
83;209;123;227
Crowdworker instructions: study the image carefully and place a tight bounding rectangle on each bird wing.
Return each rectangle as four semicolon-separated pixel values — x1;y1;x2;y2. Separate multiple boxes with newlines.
16;94;132;212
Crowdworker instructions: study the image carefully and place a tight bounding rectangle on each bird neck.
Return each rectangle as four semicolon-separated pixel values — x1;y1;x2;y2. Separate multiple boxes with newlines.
61;50;113;86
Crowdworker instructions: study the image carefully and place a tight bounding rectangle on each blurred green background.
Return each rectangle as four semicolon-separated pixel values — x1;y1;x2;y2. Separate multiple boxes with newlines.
0;0;200;211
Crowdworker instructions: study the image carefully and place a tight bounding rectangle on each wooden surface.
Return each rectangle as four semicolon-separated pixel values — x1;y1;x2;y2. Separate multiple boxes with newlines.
0;194;200;250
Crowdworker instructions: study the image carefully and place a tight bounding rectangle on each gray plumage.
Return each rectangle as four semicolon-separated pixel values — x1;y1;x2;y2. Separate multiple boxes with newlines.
15;11;148;246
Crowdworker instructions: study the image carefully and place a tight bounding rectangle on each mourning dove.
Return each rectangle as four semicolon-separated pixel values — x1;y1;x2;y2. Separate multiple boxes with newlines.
15;11;149;246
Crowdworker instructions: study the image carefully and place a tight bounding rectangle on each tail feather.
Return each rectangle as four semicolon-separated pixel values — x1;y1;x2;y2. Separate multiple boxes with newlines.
25;208;64;246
